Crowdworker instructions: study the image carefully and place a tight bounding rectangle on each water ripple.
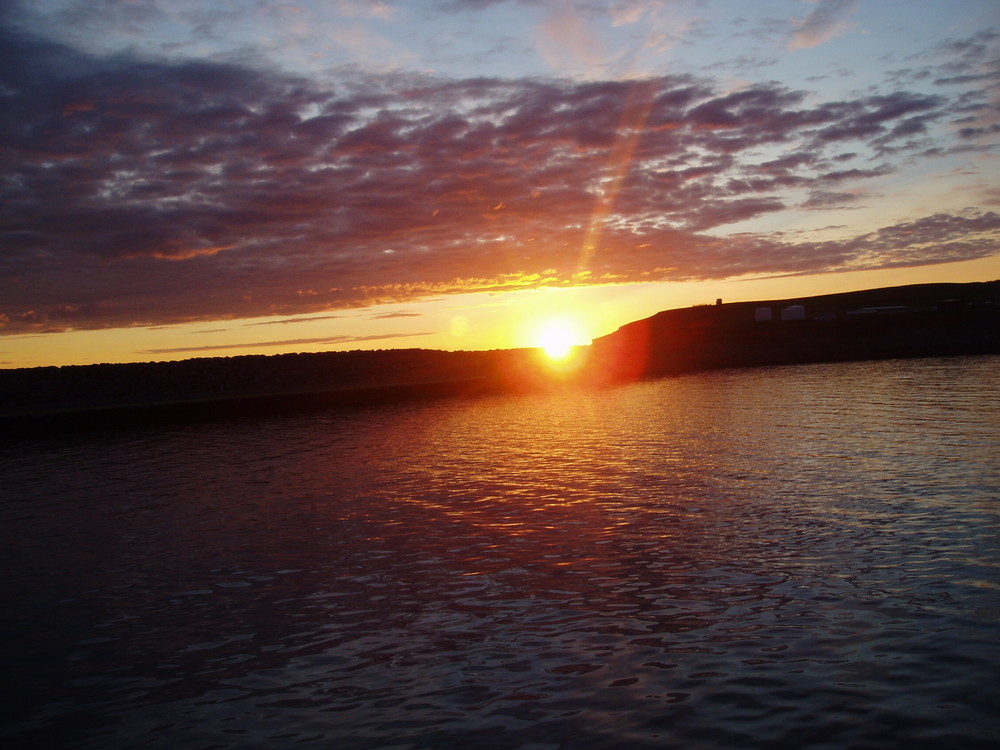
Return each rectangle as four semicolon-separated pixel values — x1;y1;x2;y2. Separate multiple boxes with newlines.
1;356;998;748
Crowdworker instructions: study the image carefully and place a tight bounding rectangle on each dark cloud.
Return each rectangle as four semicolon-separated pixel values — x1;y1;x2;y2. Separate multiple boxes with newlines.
932;30;1000;85
144;331;434;355
0;26;996;335
812;92;943;145
801;190;865;209
244;314;344;327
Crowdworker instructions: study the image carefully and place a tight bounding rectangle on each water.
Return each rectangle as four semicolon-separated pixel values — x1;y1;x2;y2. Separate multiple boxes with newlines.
2;356;998;749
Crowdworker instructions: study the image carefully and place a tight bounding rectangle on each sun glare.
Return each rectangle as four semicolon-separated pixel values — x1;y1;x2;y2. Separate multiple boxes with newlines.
535;318;588;362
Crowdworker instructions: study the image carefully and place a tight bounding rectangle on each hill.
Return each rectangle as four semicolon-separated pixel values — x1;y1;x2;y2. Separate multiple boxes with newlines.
1;281;997;432
588;281;1000;382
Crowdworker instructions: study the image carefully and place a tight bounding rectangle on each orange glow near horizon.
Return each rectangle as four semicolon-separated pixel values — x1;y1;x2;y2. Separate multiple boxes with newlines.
2;257;998;369
535;318;589;362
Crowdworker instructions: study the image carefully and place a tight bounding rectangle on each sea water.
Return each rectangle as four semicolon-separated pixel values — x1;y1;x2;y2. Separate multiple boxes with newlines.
2;356;998;749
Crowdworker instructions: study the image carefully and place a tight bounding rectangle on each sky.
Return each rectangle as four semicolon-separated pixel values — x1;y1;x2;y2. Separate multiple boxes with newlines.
2;0;998;368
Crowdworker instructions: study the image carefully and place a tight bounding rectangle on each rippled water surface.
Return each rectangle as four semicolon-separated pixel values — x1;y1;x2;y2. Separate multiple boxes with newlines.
3;356;999;749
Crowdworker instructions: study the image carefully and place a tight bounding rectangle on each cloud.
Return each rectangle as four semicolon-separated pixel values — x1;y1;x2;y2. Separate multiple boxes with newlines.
244;314;344;327
932;30;1000;85
370;312;423;319
788;0;859;51
0;25;996;336
144;331;433;354
801;189;866;209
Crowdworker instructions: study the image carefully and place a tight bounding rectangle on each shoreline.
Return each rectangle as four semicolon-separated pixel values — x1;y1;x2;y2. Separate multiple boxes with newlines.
3;281;997;435
4;349;998;438
0;376;503;435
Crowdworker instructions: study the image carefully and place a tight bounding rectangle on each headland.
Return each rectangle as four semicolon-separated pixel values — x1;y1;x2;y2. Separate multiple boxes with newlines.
2;280;997;433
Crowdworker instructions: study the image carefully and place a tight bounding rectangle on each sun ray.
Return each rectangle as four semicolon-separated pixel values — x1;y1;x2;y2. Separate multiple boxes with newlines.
578;81;656;274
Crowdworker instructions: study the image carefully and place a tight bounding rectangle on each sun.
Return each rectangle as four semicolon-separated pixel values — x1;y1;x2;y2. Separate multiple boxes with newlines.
535;317;588;363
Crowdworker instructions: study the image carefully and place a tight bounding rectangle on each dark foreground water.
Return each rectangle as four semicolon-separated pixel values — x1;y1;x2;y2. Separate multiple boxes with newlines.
2;356;999;749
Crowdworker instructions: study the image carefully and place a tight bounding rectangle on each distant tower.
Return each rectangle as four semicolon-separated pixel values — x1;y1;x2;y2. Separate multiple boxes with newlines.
715;298;722;306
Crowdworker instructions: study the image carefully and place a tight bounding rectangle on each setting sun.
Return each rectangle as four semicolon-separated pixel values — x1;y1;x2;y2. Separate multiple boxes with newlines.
535;318;590;362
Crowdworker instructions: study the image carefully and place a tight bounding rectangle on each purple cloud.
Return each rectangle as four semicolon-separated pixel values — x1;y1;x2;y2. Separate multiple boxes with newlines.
0;25;996;336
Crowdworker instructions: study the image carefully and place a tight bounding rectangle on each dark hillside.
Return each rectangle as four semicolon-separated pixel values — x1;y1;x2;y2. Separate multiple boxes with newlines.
2;281;997;432
0;348;535;425
589;281;1000;382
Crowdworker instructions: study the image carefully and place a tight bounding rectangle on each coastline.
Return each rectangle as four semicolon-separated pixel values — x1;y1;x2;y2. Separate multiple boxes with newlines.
3;281;997;435
0;377;503;435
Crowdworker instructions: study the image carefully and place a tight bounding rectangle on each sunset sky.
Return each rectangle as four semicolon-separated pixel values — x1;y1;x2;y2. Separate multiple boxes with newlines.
2;0;998;368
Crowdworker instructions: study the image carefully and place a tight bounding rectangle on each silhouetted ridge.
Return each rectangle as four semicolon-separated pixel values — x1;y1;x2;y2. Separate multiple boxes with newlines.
590;281;1000;381
0;348;536;423
1;281;997;432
